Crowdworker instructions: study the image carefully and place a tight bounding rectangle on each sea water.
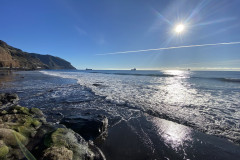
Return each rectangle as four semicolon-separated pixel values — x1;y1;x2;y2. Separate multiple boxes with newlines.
40;70;240;143
1;70;240;159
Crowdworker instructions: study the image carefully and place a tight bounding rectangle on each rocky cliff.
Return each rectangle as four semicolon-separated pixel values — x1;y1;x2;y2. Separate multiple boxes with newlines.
0;40;76;70
30;53;75;70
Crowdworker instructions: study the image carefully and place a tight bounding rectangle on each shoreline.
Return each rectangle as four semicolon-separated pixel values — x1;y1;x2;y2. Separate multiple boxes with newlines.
40;71;240;145
0;93;106;160
1;70;240;160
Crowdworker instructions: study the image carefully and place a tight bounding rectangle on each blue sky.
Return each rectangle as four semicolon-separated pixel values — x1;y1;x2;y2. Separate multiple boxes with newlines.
1;0;240;70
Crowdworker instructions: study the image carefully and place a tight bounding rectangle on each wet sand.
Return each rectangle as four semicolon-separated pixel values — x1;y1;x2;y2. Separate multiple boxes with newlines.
98;115;240;160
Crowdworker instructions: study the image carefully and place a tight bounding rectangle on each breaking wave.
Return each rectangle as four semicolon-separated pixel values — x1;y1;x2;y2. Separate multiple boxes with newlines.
40;70;240;143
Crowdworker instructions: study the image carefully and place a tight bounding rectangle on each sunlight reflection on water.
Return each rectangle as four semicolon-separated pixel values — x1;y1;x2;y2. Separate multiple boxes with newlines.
162;70;191;78
41;70;240;143
151;117;193;151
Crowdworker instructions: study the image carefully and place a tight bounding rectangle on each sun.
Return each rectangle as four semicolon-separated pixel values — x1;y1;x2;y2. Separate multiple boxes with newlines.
175;24;185;33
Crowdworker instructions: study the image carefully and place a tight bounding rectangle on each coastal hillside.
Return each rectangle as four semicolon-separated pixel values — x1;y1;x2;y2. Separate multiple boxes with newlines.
0;40;75;70
30;53;75;70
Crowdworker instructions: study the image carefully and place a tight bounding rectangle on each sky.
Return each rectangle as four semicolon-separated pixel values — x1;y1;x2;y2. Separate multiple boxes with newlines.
1;0;240;70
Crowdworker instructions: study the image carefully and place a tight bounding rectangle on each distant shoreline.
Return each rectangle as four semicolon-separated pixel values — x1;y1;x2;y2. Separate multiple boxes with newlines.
0;68;77;71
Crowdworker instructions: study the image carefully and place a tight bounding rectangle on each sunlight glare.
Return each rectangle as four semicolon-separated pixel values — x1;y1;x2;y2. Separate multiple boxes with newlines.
175;24;185;33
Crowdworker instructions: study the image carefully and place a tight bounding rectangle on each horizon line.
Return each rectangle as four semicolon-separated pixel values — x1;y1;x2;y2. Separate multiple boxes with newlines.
75;67;240;71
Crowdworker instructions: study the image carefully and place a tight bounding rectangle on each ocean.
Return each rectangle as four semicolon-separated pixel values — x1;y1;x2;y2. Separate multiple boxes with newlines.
41;70;240;143
1;70;240;160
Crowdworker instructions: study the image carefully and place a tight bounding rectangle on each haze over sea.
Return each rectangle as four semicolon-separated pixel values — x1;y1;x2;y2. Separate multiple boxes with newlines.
41;70;240;143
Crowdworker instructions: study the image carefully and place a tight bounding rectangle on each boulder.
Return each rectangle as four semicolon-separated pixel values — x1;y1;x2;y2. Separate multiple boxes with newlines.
60;114;108;141
42;128;106;160
42;146;73;160
0;129;28;147
0;104;44;159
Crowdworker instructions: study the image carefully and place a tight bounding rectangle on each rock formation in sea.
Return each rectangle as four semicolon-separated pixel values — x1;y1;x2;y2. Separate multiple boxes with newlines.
0;40;76;70
61;114;108;141
0;93;106;160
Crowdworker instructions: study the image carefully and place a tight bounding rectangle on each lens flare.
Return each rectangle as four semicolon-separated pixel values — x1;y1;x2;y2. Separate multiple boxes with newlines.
175;24;185;33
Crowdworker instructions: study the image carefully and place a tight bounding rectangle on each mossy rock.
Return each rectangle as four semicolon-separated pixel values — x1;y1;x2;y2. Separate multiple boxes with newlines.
17;126;34;137
45;128;91;160
30;108;44;117
43;146;73;160
44;133;53;148
8;123;22;131
23;117;34;127
10;105;21;111
0;129;28;146
1;110;7;115
0;145;9;158
45;128;77;148
9;105;30;115
32;119;41;128
23;117;41;128
19;107;30;115
51;128;69;147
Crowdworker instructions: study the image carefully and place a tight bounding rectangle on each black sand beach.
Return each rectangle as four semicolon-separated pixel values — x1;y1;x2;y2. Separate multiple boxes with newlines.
1;71;240;160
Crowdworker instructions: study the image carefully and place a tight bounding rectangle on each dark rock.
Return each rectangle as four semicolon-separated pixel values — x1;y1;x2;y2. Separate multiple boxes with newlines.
1;107;106;160
0;104;45;159
60;114;108;141
42;146;73;160
92;83;106;88
30;107;44;117
88;140;106;160
48;89;54;92
41;128;106;160
0;93;106;160
56;112;64;116
0;93;19;108
93;84;102;87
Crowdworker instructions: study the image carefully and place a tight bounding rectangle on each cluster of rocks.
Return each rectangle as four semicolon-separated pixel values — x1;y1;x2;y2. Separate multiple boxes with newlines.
0;93;19;107
0;93;107;160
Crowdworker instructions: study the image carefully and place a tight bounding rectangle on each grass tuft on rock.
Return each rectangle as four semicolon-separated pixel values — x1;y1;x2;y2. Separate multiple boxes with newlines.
0;145;9;158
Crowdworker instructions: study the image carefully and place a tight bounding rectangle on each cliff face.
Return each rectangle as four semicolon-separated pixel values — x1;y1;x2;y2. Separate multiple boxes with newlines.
0;41;19;68
30;53;75;69
0;40;76;70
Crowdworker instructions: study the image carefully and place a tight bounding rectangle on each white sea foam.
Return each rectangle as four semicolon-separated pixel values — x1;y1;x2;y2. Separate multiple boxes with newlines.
40;70;240;142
